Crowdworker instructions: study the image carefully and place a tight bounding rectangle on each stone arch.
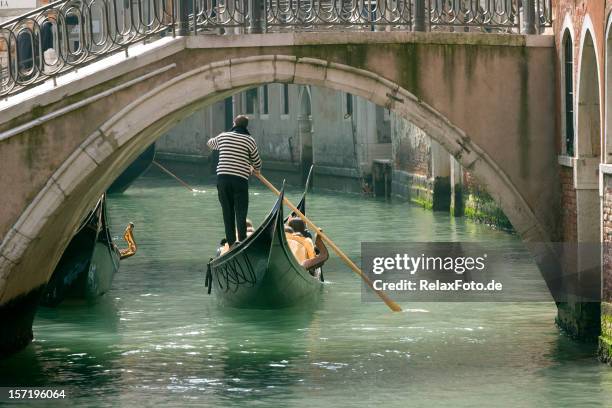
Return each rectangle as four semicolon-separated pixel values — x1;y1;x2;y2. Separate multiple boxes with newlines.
0;55;551;305
576;23;601;159
605;12;612;161
573;20;601;244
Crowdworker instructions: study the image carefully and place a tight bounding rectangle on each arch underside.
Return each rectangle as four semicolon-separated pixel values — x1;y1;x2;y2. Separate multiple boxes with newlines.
0;55;550;304
576;31;601;159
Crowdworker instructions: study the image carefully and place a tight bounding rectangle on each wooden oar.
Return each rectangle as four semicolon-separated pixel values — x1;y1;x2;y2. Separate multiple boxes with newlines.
152;160;195;192
254;172;402;312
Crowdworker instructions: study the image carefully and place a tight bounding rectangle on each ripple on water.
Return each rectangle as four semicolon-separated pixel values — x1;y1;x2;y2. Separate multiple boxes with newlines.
3;176;607;407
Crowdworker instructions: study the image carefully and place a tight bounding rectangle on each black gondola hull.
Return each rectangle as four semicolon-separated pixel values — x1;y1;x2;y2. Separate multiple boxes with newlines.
107;143;156;194
209;190;322;309
41;196;120;307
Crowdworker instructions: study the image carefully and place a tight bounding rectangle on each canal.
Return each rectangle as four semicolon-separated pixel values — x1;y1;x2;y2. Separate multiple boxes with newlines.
1;172;611;407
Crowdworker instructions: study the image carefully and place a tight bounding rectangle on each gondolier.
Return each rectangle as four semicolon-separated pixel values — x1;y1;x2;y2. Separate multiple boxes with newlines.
207;115;262;247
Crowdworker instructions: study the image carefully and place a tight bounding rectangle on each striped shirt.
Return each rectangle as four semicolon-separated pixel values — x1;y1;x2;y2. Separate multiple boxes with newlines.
207;130;262;180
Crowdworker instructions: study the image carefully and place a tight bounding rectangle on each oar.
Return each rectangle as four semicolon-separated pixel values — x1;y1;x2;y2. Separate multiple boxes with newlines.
152;160;195;192
254;172;402;312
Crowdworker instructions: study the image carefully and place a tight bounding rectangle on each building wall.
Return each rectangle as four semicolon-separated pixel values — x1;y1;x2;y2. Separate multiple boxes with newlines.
390;113;433;205
554;1;610;353
389;111;509;227
602;175;612;363
560;166;578;242
246;84;300;164
156;101;225;158
0;1;47;22
0;1;50;62
156;84;393;192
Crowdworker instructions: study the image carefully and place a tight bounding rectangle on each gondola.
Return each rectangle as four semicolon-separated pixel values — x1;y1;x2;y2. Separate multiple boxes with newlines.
41;194;137;307
107;143;156;194
206;173;324;309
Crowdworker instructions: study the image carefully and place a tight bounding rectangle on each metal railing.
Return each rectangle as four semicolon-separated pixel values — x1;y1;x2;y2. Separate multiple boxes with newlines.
428;0;552;33
1;0;551;98
265;0;413;31
187;0;551;33
0;0;174;97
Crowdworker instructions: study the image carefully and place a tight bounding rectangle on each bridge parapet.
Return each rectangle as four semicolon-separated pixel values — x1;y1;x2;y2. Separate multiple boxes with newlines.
0;0;552;99
0;0;175;98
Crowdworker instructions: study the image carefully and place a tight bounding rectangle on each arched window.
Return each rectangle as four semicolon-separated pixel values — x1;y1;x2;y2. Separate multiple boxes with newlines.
345;93;353;117
563;32;575;156
606;16;612;162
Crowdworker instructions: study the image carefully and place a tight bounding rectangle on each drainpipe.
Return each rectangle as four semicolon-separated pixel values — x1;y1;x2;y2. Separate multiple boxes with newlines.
413;0;426;32
524;0;536;35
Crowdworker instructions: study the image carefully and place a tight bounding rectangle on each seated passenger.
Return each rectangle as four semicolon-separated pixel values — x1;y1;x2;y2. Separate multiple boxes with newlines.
285;220;316;264
246;219;255;236
220;221;255;255
302;233;329;274
288;217;312;240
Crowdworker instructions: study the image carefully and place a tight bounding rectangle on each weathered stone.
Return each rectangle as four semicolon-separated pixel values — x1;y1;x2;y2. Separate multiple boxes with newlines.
0;31;558;357
0;285;44;359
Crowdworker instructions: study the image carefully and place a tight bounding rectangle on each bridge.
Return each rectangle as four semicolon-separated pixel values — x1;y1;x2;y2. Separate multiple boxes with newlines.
0;0;557;355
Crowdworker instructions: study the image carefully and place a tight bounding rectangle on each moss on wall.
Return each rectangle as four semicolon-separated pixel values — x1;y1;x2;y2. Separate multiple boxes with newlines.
451;184;464;217
598;303;612;364
432;176;451;212
556;300;601;342
412;193;433;210
464;188;514;231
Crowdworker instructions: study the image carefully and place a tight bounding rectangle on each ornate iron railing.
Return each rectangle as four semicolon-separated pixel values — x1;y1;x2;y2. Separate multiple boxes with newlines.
0;0;174;97
428;0;552;32
0;0;551;98
265;0;413;30
189;0;550;33
429;0;519;30
191;0;249;32
536;0;552;28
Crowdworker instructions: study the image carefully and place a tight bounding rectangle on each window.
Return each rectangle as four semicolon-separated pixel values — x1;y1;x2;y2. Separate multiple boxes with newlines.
224;97;233;130
564;34;575;156
245;88;258;114
282;84;290;115
345;93;353;117
261;85;269;115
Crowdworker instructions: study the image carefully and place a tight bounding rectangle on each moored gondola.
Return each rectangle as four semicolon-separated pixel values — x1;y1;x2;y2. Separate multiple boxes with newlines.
107;143;156;194
41;195;137;307
206;183;325;309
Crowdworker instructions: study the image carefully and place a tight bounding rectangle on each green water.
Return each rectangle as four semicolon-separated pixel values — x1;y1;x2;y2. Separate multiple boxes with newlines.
1;173;611;407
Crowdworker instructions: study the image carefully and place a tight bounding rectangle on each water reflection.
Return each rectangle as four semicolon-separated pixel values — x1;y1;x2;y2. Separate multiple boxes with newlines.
0;296;122;398
1;174;610;406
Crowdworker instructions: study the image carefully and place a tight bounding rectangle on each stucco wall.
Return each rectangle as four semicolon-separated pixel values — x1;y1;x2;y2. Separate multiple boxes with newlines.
156;84;393;181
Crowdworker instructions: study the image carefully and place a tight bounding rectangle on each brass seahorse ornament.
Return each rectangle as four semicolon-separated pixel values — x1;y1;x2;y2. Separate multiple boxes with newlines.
119;222;137;260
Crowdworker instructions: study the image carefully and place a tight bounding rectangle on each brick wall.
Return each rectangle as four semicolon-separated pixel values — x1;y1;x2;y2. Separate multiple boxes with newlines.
391;117;431;177
560;166;577;242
